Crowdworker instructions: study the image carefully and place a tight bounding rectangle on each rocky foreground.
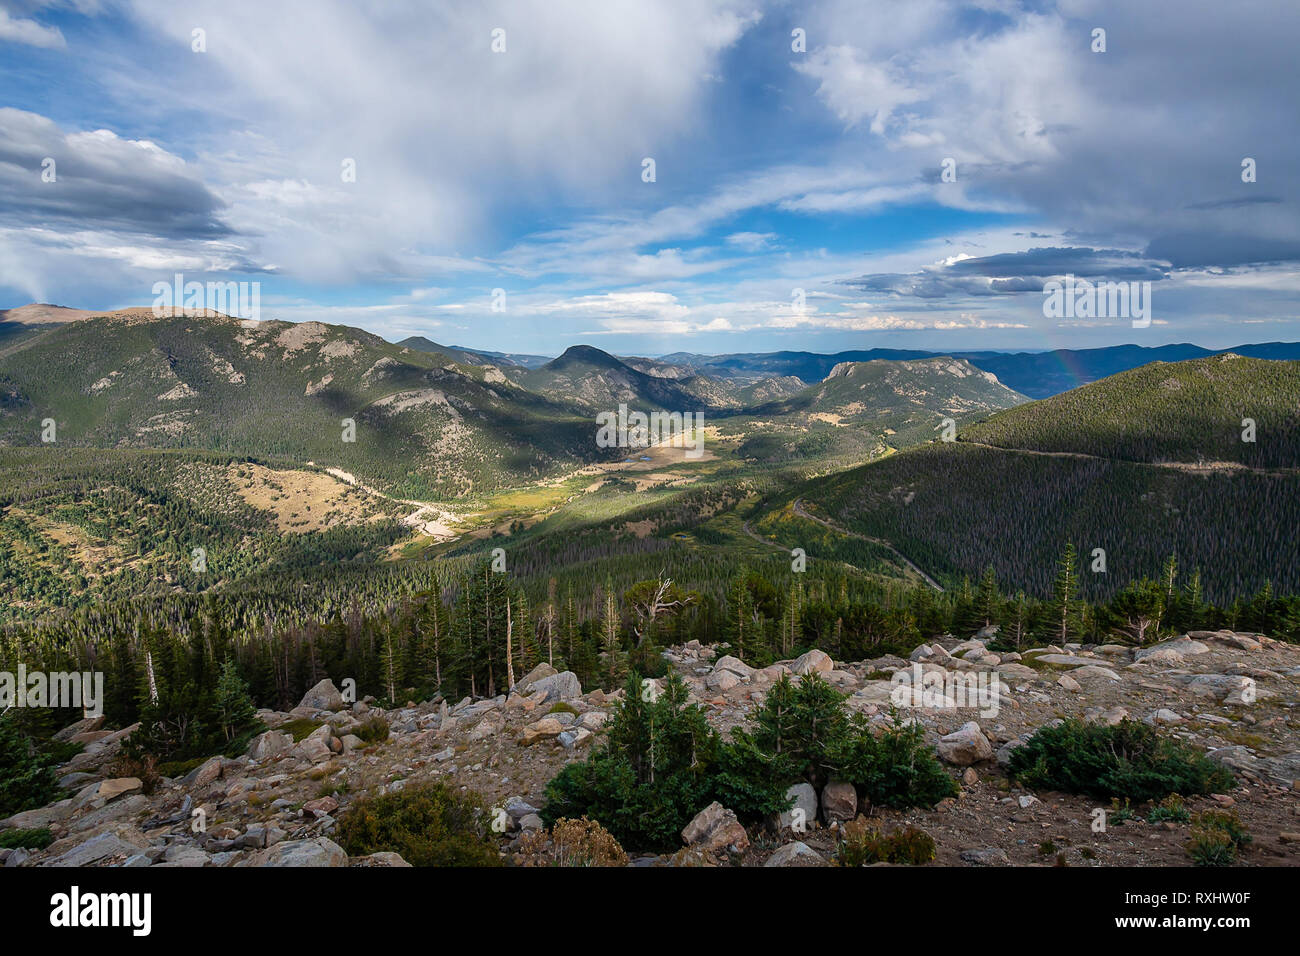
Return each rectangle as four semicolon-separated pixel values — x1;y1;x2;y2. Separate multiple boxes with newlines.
3;629;1298;867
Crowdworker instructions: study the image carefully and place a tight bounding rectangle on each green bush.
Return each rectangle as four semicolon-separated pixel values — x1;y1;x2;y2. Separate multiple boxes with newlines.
1009;718;1234;801
336;782;502;867
1186;827;1236;866
1147;794;1190;824
722;678;956;812
828;710;960;810
0;826;54;850
542;671;734;852
1185;808;1250;867
545;672;958;854
350;714;390;744
0;717;61;817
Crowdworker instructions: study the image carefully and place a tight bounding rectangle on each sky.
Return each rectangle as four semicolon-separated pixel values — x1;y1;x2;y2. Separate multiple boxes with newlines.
1;0;1298;357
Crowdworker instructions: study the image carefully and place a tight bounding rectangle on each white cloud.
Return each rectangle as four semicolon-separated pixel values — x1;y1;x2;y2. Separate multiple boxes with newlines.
0;10;66;49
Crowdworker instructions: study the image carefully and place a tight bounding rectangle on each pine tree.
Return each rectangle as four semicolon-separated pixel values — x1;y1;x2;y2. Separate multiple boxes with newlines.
600;580;626;688
1052;543;1081;645
214;658;256;744
975;565;1000;630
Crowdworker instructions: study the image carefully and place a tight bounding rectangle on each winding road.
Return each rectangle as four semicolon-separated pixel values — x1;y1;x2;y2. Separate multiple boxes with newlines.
791;498;944;592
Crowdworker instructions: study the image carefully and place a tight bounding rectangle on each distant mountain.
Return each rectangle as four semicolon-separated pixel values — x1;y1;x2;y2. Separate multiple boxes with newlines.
795;355;1300;601
517;344;740;412
0;303;103;352
654;342;1300;398
717;357;1027;463
0;311;605;498
397;336;551;369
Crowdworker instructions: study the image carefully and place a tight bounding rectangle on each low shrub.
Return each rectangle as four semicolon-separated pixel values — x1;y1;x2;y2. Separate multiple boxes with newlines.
1147;794;1190;824
1185;808;1250;866
835;818;936;866
280;718;323;742
156;756;207;779
1186;827;1236;866
350;715;390;744
514;817;629;867
336;782;502;867
1008;718;1234;801
828;710;960;810
0;827;54;850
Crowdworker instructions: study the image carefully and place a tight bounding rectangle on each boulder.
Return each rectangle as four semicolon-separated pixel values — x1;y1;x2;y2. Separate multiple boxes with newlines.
779;782;818;832
249;730;293;761
820;781;858;824
937;721;993;766
514;662;558;695
681;802;749;854
250;837;348;867
712;655;755;680
189;757;223;787
791;649;833;676
519;717;564;746
705;669;740;692
529;671;582;702
97;777;143;801
298;678;344;712
765;841;827;867
47;831;146;867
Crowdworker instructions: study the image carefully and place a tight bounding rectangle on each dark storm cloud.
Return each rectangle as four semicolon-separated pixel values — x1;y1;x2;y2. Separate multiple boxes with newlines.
844;247;1170;300
0;108;232;239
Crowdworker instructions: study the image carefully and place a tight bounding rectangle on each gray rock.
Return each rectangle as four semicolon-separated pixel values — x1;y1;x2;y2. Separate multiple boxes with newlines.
298;678;345;712
765;841;827;867
780;782;818;832
937;721;993;766
249;730;294;761
47;831;143;867
529;671;582;702
249;837;348;867
791;649;833;676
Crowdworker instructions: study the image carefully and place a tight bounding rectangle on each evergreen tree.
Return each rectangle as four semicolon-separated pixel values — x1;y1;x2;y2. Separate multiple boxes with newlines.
1052;543;1081;645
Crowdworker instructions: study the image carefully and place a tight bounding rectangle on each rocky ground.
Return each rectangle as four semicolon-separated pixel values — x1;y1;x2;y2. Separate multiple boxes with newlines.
2;629;1297;868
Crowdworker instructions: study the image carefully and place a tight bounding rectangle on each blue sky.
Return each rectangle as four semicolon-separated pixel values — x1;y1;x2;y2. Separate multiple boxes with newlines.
2;0;1298;356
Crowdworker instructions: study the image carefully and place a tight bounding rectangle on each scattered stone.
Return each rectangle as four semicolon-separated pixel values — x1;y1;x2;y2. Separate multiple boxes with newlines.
960;847;1009;866
937;722;993;766
765;841;827;867
821;781;858;824
681;802;749;854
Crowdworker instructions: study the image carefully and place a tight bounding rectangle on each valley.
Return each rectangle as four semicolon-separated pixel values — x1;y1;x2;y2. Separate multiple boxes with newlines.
1;305;1298;874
